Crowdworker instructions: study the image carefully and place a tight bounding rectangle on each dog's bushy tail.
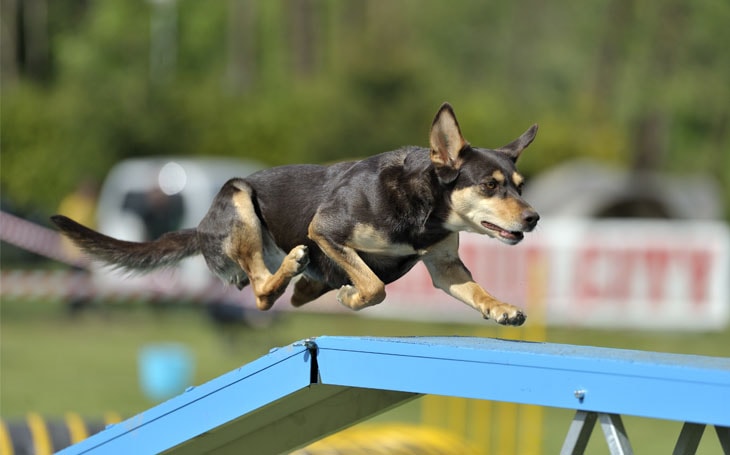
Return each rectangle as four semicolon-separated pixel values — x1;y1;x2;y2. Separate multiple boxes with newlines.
51;215;200;272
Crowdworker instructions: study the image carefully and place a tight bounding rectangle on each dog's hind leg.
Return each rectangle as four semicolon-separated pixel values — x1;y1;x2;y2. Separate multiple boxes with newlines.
307;215;386;310
210;180;309;311
290;276;331;307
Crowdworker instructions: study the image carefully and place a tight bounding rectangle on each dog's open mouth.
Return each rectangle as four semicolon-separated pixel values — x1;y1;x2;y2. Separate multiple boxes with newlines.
481;221;524;242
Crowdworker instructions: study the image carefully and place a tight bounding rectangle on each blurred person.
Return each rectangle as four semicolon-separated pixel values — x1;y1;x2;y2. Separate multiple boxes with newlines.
58;180;99;262
122;187;184;241
57;180;98;313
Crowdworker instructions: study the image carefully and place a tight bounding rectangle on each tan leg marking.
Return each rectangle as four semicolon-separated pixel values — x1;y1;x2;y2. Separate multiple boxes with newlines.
423;234;526;326
308;216;385;310
228;189;308;311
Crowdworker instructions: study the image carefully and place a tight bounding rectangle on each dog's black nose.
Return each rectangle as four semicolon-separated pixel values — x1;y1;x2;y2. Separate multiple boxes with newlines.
522;210;540;229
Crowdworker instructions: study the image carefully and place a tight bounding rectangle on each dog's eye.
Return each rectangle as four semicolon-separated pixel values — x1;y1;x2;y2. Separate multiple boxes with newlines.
482;181;498;191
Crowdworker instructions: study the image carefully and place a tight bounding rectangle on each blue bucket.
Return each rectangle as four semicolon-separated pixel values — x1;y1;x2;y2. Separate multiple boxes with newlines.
138;343;194;402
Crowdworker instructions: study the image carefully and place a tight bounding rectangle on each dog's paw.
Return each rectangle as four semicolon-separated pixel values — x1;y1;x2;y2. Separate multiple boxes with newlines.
336;284;386;311
285;245;309;275
336;285;359;308
484;304;527;326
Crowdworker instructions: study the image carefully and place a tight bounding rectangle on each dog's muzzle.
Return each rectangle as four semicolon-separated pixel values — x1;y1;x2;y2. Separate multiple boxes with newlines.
522;209;540;231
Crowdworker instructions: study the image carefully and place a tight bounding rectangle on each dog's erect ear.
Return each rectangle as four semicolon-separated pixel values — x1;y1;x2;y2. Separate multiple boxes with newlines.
496;124;538;162
430;103;467;184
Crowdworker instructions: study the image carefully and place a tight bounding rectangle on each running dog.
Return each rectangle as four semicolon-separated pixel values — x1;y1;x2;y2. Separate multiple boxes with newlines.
52;103;539;325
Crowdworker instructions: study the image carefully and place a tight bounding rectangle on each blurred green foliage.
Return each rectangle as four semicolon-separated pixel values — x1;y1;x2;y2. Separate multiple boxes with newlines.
1;0;728;216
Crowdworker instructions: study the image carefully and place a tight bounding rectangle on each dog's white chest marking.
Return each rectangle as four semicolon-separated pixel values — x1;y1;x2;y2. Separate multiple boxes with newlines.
349;223;424;256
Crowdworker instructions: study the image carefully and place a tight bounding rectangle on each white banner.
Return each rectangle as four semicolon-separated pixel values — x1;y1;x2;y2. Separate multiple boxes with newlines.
353;219;730;330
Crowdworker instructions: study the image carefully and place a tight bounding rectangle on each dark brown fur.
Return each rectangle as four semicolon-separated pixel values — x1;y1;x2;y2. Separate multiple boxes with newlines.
52;103;539;325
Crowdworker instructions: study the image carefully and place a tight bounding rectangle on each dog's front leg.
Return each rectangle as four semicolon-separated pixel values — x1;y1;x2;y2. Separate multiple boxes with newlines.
423;235;526;326
308;217;386;310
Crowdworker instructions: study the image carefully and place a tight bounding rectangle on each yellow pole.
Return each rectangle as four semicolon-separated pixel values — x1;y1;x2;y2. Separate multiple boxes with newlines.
421;394;443;428
518;254;549;455
424;252;550;455
0;419;14;455
470;399;492;454
103;411;122;427
448;397;468;436
64;412;88;445
26;413;52;455
495;400;519;455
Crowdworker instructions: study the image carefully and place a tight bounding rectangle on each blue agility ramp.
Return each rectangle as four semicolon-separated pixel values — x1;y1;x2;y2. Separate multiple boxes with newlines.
59;336;730;455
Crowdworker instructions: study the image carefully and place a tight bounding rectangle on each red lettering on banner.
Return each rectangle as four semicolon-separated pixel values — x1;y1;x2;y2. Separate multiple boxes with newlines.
573;244;713;309
610;250;634;301
688;250;711;306
575;249;635;303
644;249;670;305
462;242;536;304
575;247;600;302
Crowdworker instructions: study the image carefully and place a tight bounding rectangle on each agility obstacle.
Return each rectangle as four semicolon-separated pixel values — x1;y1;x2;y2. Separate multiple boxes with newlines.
53;336;729;455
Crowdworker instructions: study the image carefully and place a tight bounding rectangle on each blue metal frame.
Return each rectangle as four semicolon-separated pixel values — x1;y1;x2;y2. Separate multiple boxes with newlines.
314;336;730;426
58;336;730;455
58;342;315;454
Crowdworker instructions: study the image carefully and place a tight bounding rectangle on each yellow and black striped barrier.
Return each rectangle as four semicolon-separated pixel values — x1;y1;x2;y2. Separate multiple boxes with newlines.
0;412;121;455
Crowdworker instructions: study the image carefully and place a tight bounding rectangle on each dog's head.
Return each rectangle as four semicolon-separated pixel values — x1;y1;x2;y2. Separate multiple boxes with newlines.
430;103;539;245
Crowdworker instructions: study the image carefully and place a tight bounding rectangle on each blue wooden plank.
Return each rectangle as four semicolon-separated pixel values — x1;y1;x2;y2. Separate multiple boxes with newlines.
57;335;730;454
58;343;312;455
314;336;730;426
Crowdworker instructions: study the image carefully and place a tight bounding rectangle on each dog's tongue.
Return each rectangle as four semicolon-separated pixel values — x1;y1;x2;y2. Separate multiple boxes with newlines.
499;230;524;241
482;221;523;241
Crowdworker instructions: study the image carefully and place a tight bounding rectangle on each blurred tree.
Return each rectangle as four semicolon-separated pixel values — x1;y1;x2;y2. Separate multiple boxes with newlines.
1;0;20;85
226;0;256;94
16;0;51;82
0;0;728;218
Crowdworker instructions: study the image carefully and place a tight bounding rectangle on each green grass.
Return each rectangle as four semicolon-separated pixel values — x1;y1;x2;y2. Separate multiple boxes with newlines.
2;297;728;454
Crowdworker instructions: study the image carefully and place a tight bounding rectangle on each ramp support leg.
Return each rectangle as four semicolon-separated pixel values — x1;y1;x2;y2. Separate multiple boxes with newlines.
561;410;597;454
561;411;633;455
714;425;730;454
672;423;730;454
564;413;729;455
673;422;705;455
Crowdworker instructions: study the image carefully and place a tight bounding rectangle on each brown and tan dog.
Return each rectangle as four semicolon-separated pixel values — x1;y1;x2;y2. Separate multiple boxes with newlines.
52;103;539;325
